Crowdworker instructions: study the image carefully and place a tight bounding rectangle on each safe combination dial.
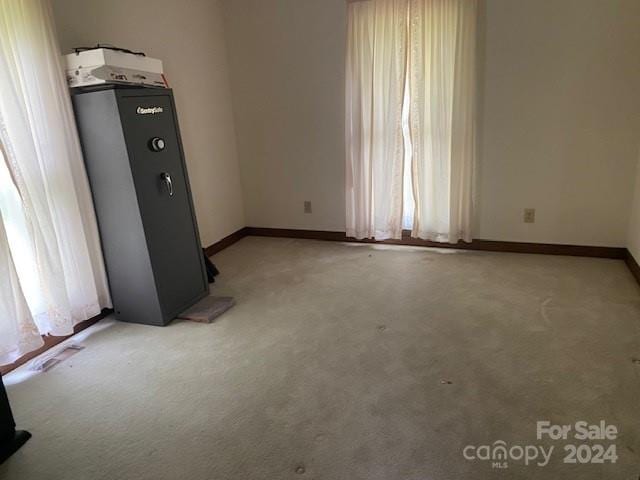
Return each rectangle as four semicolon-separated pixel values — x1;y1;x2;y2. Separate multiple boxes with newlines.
149;137;166;152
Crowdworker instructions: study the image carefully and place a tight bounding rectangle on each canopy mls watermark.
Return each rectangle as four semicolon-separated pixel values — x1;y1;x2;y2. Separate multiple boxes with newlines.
463;420;618;470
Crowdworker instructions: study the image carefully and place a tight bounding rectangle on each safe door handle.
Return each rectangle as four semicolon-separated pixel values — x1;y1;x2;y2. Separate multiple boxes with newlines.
160;172;174;197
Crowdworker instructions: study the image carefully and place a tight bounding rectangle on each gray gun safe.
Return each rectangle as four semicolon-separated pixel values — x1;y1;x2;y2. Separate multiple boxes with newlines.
72;86;208;326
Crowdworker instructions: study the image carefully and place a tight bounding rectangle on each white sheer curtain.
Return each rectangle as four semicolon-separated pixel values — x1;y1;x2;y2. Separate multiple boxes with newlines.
0;208;43;365
409;0;476;242
345;0;408;240
0;0;111;364
346;0;477;243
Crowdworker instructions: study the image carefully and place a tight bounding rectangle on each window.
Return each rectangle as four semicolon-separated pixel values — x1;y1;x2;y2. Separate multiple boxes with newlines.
346;0;477;243
0;0;110;365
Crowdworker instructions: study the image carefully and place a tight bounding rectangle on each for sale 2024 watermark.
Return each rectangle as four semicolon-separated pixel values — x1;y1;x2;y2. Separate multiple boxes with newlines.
463;421;618;469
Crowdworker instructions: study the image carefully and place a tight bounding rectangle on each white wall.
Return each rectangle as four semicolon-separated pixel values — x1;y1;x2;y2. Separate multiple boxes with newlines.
223;0;640;247
478;0;640;247
222;0;347;232
627;155;640;261
54;0;245;247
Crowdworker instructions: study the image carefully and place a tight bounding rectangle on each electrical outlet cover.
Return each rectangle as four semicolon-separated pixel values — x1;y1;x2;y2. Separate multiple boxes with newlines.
524;208;536;223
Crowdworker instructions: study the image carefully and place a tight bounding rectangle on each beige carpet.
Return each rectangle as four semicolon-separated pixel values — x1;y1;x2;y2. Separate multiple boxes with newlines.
2;237;639;479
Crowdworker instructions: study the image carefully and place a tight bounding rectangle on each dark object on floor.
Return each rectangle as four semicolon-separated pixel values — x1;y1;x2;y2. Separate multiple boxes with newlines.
0;373;31;463
203;250;220;284
178;296;235;323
